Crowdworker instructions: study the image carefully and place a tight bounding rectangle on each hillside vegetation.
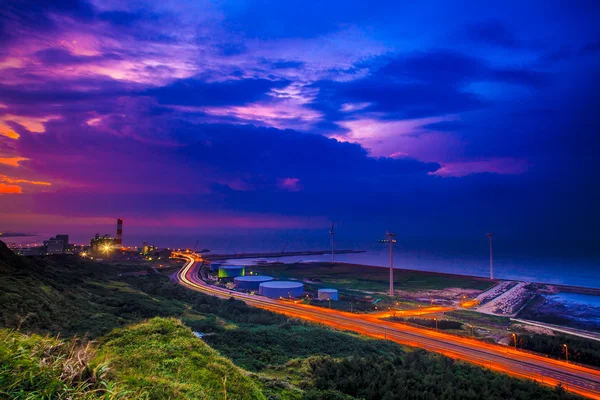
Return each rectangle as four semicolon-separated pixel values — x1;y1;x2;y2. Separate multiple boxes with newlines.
0;328;130;399
0;241;582;400
98;317;265;400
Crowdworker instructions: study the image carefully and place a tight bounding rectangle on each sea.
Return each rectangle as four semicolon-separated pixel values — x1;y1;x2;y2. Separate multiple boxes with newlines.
4;230;599;289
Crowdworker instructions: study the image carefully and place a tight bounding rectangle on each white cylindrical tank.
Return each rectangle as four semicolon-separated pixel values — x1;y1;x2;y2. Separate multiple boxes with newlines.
318;288;339;301
234;275;274;290
259;281;304;299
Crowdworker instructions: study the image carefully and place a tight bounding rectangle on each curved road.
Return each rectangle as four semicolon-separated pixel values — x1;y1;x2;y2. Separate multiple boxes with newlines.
174;253;600;399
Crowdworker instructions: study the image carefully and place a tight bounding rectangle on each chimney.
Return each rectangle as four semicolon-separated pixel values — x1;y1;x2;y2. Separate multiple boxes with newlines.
116;218;123;246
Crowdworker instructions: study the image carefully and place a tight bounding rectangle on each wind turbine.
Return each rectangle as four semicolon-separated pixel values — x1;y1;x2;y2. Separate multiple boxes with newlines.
329;223;335;263
379;231;397;296
486;233;494;279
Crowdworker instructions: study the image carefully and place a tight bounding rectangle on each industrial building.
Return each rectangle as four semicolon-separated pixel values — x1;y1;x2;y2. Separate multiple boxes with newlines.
90;234;115;254
42;234;69;254
218;265;245;278
234;275;273;290
152;248;171;260
210;262;222;272
259;281;304;299
318;288;339;301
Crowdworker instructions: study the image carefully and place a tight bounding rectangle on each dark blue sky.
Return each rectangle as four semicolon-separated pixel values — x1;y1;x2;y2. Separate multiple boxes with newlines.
0;0;599;242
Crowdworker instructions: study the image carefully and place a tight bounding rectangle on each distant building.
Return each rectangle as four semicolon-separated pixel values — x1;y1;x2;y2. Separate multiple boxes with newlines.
153;248;172;259
43;234;69;254
140;242;156;255
17;246;44;256
44;239;64;254
90;233;116;254
55;234;69;248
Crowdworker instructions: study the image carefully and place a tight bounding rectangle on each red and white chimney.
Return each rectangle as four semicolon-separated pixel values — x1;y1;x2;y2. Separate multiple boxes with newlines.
116;218;123;246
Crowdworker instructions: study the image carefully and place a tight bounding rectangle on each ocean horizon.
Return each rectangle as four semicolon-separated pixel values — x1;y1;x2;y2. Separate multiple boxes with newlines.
4;231;599;289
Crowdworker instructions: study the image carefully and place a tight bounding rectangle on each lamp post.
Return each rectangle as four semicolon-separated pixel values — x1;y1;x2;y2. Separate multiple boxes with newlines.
469;324;474;336
434;318;438;330
563;344;569;363
512;333;517;350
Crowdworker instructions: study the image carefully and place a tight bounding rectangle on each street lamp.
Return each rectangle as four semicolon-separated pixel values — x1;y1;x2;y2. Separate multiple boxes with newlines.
469;324;474;336
563;344;569;363
512;333;517;350
434;318;438;330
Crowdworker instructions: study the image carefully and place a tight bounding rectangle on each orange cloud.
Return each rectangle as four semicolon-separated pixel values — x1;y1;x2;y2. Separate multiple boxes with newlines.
0;125;19;139
0;115;61;139
0;183;22;194
0;157;29;167
0;173;51;195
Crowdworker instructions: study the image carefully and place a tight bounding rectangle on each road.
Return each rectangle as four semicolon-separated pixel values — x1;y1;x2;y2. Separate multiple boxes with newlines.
174;253;600;399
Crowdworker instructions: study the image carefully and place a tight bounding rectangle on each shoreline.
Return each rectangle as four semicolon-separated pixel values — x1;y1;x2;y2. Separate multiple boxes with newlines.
244;257;600;295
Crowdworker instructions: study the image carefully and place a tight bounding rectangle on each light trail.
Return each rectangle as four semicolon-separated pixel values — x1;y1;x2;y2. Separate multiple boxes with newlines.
174;253;600;399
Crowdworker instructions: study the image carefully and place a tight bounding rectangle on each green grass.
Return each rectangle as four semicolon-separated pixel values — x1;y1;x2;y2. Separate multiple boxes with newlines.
205;323;405;371
0;329;133;399
252;262;493;293
97;317;265;400
445;310;511;326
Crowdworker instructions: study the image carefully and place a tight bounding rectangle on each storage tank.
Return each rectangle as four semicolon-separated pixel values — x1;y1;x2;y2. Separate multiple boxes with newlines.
209;262;222;272
318;288;339;301
234;275;274;290
259;281;304;299
218;265;245;278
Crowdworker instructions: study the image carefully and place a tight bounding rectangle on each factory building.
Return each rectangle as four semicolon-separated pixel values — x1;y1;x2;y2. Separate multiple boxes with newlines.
259;281;304;299
90;234;115;253
152;248;172;259
43;234;69;254
234;275;273;290
318;288;339;301
210;262;222;272
218;265;245;278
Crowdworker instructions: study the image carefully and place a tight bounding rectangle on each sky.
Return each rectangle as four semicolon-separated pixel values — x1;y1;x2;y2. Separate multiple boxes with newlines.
0;0;599;246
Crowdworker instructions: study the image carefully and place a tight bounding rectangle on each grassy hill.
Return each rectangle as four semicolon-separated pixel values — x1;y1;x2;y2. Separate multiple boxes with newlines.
0;318;264;400
0;328;130;399
0;241;582;400
97;317;264;400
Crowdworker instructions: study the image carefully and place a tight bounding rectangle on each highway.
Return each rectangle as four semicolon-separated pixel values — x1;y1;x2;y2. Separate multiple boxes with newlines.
174;253;600;399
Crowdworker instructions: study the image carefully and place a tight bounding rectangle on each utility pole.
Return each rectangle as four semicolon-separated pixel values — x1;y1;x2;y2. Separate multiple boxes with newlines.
330;223;335;263
486;233;494;279
386;231;396;296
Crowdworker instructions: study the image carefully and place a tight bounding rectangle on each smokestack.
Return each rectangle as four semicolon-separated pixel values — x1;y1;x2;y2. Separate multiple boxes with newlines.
116;218;123;246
